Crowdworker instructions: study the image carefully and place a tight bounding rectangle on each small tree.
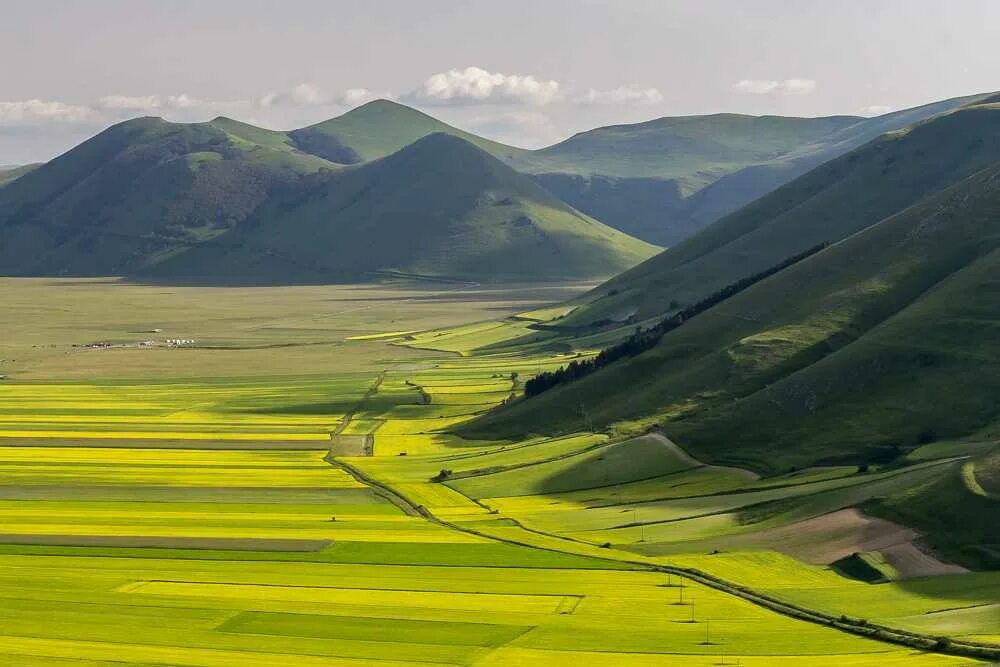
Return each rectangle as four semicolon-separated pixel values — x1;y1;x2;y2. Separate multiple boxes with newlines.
430;469;453;483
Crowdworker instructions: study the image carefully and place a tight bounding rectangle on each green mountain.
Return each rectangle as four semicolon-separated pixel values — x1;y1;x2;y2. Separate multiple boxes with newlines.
3;94;989;281
143;133;658;282
0;116;337;275
0;116;653;281
561;99;1000;327
295;99;526;163
465;100;1000;476
303;97;985;246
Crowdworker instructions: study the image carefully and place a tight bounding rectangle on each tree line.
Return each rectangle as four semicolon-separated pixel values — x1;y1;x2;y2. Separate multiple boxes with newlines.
524;242;829;397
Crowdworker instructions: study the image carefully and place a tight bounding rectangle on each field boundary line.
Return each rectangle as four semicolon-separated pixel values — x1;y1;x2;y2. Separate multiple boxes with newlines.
333;456;1000;662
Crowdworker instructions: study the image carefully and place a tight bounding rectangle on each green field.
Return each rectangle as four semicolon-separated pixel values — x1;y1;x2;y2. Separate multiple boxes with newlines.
0;278;996;665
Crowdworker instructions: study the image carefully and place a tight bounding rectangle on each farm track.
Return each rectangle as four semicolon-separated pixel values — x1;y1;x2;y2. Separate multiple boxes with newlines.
332;455;1000;663
331;371;386;438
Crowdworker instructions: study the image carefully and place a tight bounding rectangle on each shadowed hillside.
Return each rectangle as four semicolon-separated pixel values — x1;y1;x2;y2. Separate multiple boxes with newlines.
143;133;659;282
464;103;1000;477
561;99;1000;327
289;97;989;245
0;164;40;187
0;117;337;275
866;451;1000;569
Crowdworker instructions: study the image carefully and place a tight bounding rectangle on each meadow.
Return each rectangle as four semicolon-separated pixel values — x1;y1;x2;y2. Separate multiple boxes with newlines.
0;277;996;665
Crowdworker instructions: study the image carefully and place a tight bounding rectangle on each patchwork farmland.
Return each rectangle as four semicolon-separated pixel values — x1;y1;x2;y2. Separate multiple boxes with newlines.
0;279;997;665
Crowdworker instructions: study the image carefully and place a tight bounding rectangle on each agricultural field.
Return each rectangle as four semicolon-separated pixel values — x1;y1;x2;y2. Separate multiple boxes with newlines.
0;278;997;665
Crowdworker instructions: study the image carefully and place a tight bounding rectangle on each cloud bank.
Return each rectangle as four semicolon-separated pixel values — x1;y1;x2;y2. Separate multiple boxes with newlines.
733;78;817;95
1;66;666;132
0;99;93;124
577;85;664;106
403;67;561;106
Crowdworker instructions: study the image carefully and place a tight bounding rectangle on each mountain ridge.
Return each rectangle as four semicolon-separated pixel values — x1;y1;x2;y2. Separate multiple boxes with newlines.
141;131;658;282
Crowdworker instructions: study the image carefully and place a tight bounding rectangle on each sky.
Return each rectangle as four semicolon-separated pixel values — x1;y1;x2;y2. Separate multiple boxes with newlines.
2;0;998;164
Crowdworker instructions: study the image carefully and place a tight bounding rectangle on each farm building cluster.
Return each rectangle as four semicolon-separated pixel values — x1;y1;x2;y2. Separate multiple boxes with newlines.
80;339;196;350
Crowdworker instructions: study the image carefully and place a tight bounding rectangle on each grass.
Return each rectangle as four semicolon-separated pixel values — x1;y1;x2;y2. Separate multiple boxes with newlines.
865;452;1000;569
299;97;981;248
447;434;690;498
147;133;658;283
1;107;658;282
465;109;1000;487
0;278;994;665
562;99;1000;326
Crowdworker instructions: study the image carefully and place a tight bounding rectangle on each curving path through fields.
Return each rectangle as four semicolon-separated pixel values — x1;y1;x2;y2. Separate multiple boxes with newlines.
331;450;1000;663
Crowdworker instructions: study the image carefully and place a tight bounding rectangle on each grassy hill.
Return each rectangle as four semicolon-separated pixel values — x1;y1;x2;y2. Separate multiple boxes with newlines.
526;113;860;181
865;450;1000;569
144;133;658;282
3;95;990;279
296;99;526;163
0;116;338;276
302;97;986;246
463;102;1000;478
561;99;1000;327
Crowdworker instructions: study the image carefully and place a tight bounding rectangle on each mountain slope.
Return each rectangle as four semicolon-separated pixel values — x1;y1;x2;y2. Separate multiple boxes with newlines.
0;164;41;187
296;99;526;163
463;106;1000;474
525;113;860;181
676;93;992;235
561;99;1000;327
0;117;337;275
866;451;1000;569
301;97;985;246
143;133;659;282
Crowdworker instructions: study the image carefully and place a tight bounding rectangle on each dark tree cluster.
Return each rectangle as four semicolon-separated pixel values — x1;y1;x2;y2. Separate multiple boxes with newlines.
524;242;829;397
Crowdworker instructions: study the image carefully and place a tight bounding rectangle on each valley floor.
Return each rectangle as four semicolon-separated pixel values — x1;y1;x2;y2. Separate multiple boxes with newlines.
0;278;997;665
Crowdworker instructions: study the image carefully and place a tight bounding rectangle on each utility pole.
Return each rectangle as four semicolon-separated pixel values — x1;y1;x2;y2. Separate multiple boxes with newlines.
634;509;645;542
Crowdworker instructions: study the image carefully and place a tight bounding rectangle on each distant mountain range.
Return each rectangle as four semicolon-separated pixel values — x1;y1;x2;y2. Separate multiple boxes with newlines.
142;133;658;282
0;113;655;281
0;94;991;282
260;97;987;246
561;94;1000;326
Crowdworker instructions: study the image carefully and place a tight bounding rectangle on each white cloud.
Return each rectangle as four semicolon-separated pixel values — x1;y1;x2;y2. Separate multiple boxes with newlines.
577;85;664;106
859;104;894;116
405;66;560;106
781;78;817;95
290;83;326;105
165;93;202;109
340;88;378;106
734;79;780;95
257;84;382;109
98;95;162;110
733;78;817;95
256;92;279;108
99;93;243;113
0;99;92;125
